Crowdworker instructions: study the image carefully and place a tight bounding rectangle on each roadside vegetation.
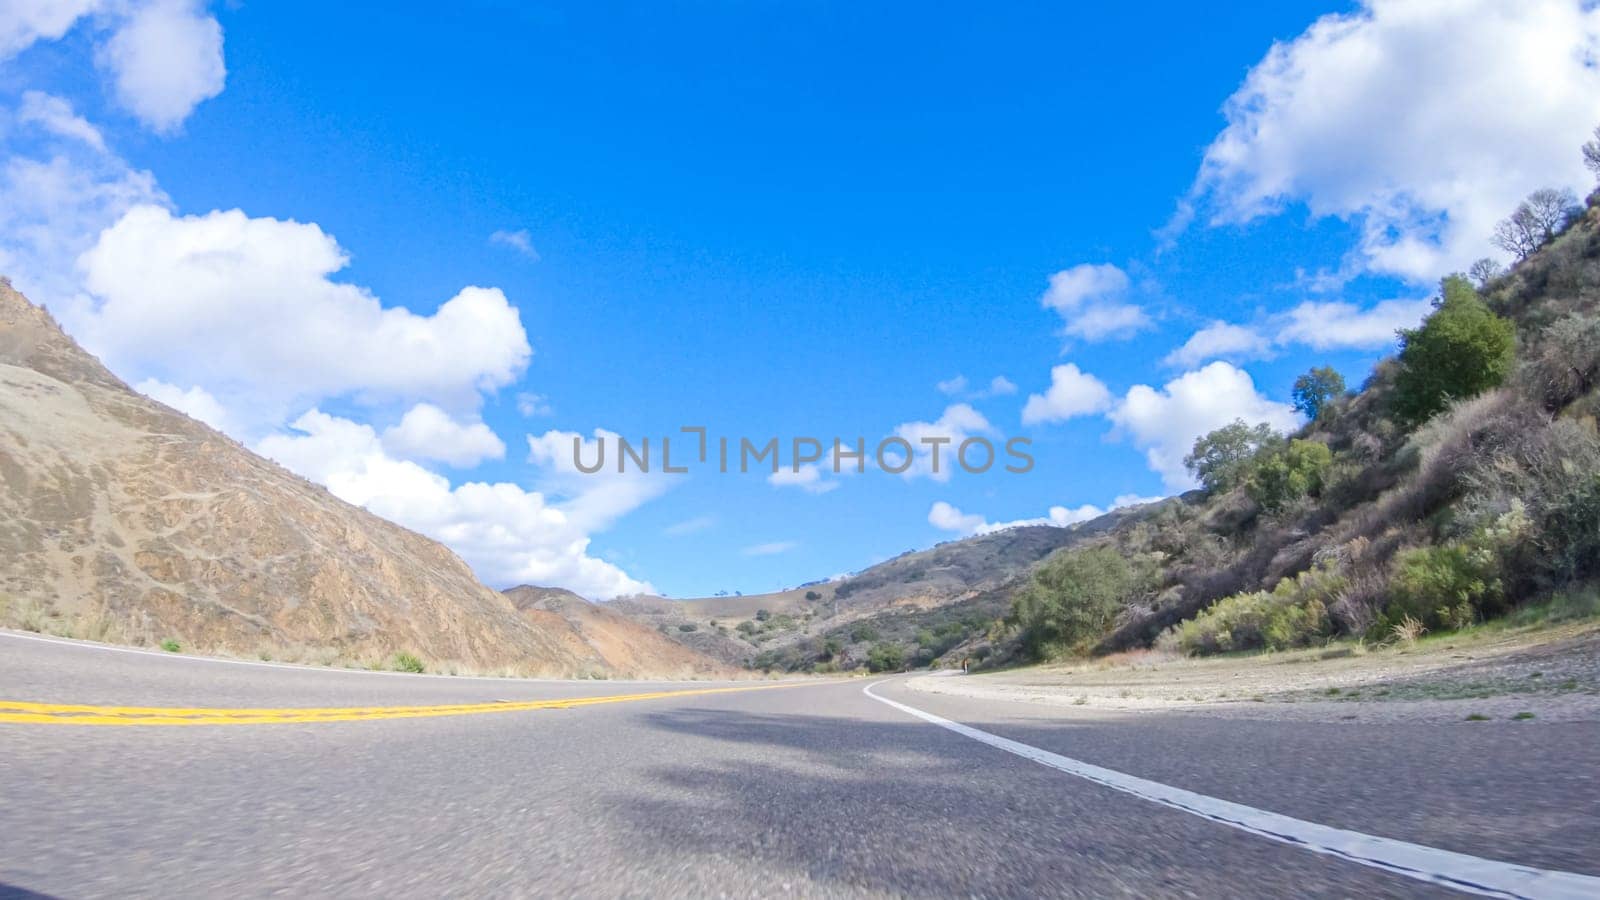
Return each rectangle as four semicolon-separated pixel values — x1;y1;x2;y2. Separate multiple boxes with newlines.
992;133;1600;668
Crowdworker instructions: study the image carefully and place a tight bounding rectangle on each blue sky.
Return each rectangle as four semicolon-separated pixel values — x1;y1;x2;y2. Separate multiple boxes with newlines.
4;1;1599;598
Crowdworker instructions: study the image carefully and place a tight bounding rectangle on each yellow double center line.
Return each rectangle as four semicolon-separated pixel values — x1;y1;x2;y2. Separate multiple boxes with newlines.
0;682;802;726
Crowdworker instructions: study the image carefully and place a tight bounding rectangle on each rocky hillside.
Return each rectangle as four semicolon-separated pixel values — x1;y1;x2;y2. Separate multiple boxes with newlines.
0;281;706;678
504;585;733;678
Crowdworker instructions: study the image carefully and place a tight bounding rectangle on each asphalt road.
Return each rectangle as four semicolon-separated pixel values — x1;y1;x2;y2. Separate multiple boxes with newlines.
2;630;1598;899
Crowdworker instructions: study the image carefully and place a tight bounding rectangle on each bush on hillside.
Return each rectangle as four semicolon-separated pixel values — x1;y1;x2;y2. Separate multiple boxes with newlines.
1392;276;1516;426
1246;439;1334;514
866;642;905;672
1010;546;1155;658
1524;312;1600;409
1176;563;1341;654
1377;542;1502;637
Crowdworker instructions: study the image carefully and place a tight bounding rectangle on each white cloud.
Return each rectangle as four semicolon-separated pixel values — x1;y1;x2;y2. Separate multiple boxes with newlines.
525;429;675;534
987;375;1018;396
515;391;551;416
937;374;1017;399
742;540;797;557
1189;0;1600;282
380;403;506;469
929;494;1162;537
0;0;103;58
927;500;986;535
135;378;231;432
664;515;715;537
96;0;225;132
768;463;840;495
17;91;107;151
891;403;991;482
1164;296;1433;368
1163;322;1275;368
1040;263;1150;341
490;228;540;260
257;411;652;599
1276;297;1433;350
1021;363;1112;425
71;205;531;432
0;108;165;315
1109;361;1299;490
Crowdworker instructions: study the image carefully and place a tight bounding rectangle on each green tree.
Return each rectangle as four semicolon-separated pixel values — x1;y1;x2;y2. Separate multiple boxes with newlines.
1291;366;1345;421
849;623;880;643
866;642;905;672
1392;276;1516;425
1184;420;1284;492
1246;439;1333;512
1010;546;1148;658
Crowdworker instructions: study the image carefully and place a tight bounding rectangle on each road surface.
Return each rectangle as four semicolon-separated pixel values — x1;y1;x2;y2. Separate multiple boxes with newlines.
3;630;1598;898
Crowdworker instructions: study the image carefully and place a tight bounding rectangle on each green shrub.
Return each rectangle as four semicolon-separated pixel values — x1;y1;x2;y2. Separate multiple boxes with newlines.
850;623;880;643
392;651;426;674
1246;439;1334;513
1177;564;1340;654
866;642;905;672
1392;276;1516;425
1377;543;1502;637
1010;546;1155;658
159;638;181;653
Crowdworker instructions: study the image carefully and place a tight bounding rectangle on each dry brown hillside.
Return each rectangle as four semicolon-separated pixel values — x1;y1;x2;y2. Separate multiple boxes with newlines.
504;586;735;678
0;280;679;676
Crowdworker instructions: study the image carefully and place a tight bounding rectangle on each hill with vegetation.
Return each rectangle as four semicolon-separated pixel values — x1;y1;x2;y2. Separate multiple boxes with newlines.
995;171;1600;668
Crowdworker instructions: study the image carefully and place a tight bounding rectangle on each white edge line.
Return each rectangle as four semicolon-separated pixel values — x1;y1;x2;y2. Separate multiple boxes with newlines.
0;629;752;688
863;680;1600;900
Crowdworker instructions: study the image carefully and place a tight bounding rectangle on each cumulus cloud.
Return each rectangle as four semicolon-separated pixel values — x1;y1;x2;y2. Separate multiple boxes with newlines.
380;403;506;469
1040;263;1150;341
525;429;676;535
1162;322;1275;368
929;494;1162;537
0;0;103;58
490;228;540;260
71;206;531;431
1109;361;1299;490
1188;0;1600;282
1164;296;1434;368
96;0;225;132
17;91;107;151
0;100;165;314
768;463;840;495
257;411;653;599
1276;297;1434;350
891;403;992;481
1021;363;1112;425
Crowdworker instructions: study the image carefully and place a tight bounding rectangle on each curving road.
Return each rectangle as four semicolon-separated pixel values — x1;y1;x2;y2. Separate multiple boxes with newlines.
2;630;1598;898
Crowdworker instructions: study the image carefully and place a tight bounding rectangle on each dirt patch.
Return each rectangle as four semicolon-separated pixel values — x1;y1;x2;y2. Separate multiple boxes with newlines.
907;620;1600;725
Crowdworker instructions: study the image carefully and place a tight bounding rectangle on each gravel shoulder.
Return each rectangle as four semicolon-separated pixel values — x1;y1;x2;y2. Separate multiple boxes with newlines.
907;619;1600;725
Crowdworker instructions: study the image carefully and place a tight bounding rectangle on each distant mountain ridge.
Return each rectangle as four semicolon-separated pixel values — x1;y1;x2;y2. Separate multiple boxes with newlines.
0;279;720;678
609;507;1157;669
